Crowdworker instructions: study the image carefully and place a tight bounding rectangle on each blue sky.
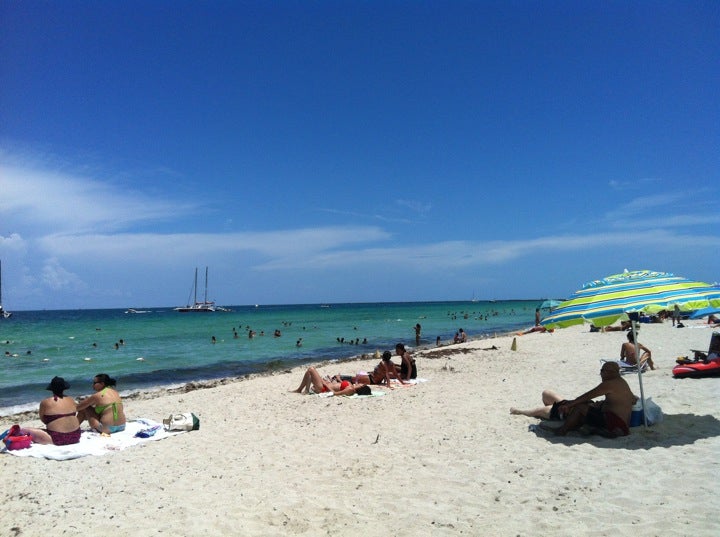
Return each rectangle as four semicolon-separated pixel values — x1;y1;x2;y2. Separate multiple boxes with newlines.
1;1;718;310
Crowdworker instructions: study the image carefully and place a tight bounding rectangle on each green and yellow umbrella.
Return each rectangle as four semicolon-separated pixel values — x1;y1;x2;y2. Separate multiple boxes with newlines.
542;270;720;330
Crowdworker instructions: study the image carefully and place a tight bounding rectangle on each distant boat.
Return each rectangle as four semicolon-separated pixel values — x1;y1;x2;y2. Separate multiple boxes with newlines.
125;308;150;314
175;267;216;313
320;304;331;308
0;260;11;319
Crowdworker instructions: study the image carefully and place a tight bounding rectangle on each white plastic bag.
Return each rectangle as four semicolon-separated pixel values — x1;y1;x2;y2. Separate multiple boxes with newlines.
643;398;663;425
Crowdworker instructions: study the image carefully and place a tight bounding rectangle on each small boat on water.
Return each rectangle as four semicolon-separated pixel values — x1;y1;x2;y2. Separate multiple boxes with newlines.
0;260;11;319
125;308;150;314
175;267;217;313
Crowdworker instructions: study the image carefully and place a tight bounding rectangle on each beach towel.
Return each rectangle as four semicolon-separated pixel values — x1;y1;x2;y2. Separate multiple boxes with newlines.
389;378;429;387
0;419;187;460
316;390;386;398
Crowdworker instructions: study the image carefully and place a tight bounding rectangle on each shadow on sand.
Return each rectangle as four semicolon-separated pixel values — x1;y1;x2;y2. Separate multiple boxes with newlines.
529;412;720;450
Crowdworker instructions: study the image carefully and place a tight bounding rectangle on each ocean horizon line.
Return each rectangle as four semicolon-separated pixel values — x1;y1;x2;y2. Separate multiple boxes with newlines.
3;297;560;314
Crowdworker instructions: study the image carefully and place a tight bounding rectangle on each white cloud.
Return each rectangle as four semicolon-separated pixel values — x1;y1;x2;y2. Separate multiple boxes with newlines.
0;233;27;253
35;226;392;263
40;257;85;291
395;199;432;216
3;147;718;308
0;160;196;235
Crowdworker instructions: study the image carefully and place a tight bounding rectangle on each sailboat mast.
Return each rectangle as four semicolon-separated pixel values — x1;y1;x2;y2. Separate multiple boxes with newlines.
204;266;209;304
193;267;198;305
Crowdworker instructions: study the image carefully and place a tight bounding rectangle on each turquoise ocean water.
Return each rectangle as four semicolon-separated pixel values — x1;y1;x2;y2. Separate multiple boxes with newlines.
0;300;539;415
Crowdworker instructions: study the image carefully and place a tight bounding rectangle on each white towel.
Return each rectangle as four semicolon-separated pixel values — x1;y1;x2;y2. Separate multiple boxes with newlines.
1;419;187;460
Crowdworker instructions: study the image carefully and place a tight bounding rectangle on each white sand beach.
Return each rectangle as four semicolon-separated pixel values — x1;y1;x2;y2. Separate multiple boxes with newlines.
1;320;719;536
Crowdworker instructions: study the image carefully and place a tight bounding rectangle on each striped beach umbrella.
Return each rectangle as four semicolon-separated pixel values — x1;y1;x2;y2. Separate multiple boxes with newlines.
540;270;720;427
541;270;720;330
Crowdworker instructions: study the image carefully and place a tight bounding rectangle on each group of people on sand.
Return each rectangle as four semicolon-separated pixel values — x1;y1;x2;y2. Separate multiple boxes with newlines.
10;373;126;447
291;343;417;396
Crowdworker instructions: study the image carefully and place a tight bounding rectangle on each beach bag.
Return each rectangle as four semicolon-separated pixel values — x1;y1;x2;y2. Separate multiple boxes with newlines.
163;412;200;431
643;398;663;426
2;425;33;450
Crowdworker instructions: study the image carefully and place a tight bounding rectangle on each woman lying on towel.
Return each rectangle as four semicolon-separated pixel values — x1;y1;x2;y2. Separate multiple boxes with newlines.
76;373;127;436
291;367;371;396
19;376;82;446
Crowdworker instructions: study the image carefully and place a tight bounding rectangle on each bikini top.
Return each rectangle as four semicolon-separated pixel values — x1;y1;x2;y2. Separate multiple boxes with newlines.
94;387;123;421
41;412;76;425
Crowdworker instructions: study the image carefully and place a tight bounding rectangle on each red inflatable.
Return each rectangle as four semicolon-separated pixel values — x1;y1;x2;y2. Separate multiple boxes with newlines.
673;357;720;379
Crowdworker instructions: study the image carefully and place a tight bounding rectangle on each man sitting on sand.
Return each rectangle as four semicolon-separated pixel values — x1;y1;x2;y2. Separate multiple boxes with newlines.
549;362;635;437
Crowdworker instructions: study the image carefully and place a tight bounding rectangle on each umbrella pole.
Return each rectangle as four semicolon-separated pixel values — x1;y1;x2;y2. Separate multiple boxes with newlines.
631;320;648;427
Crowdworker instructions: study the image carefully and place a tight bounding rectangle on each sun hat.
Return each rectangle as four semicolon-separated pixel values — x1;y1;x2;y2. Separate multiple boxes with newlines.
46;376;70;392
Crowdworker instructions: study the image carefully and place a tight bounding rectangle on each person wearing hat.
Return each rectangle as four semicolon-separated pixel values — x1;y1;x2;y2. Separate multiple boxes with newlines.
18;376;81;446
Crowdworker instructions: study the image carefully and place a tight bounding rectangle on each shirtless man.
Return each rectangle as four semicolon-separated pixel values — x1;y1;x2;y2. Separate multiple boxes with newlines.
621;331;655;370
552;362;636;437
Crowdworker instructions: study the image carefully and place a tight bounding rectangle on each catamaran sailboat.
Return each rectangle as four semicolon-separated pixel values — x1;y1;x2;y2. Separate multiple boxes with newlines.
0;260;11;319
175;267;216;313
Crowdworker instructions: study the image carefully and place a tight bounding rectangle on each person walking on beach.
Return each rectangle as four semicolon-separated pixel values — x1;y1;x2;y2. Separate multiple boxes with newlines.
535;308;541;326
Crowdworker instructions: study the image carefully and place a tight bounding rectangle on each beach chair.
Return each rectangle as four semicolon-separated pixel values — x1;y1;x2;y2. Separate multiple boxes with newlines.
599;359;648;374
689;331;720;361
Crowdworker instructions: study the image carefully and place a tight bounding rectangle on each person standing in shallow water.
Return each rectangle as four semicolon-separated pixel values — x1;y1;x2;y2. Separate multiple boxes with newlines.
414;323;422;345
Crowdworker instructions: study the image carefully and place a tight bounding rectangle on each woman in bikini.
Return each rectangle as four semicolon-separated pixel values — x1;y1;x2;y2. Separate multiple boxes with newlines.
76;373;126;436
20;376;81;446
354;351;406;386
290;366;369;395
